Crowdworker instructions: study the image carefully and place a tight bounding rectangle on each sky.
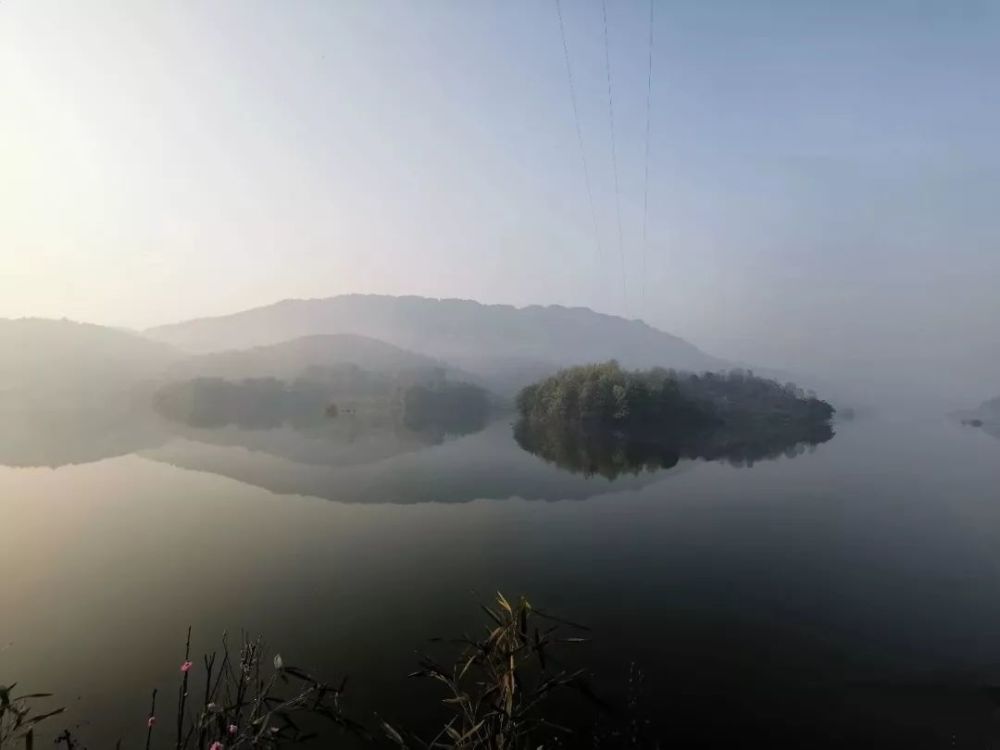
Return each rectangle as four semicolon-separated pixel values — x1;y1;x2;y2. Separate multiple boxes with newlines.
1;0;998;399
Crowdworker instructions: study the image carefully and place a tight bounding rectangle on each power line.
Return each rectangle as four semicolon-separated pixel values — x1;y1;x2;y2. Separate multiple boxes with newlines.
640;0;654;320
601;0;628;314
554;0;604;265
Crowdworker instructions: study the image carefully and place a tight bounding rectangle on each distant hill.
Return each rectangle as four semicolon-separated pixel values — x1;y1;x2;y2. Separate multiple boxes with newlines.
0;318;178;406
156;334;489;432
146;295;725;394
954;396;1000;438
975;397;1000;422
166;333;451;382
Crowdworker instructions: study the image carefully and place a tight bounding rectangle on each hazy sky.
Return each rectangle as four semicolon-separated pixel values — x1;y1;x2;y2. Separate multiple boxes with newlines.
1;1;997;396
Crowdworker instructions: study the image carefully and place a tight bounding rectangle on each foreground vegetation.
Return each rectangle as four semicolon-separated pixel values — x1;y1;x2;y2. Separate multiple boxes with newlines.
1;596;612;750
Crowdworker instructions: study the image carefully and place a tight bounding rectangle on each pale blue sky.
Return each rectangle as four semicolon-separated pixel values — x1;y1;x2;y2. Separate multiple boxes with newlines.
1;1;997;396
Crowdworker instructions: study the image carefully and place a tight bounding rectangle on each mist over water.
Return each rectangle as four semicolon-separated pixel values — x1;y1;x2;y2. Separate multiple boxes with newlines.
2;2;999;747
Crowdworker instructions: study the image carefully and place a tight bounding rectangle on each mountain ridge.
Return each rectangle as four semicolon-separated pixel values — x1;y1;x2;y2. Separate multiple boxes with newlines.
0;317;179;405
145;294;726;394
166;332;455;381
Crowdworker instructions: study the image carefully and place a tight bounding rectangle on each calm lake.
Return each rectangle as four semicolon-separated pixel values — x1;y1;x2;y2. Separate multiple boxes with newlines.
3;410;1000;747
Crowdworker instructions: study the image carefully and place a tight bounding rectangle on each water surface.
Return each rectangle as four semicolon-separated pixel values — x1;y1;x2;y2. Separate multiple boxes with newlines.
2;411;1000;747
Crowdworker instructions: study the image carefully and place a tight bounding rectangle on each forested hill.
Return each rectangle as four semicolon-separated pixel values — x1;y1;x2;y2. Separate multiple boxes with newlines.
0;318;178;405
145;295;725;392
516;362;835;430
166;334;452;381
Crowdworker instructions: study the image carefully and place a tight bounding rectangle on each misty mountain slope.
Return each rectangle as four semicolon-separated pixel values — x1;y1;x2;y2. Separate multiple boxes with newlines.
975;397;1000;422
0;318;178;405
954;396;1000;439
146;295;726;392
165;333;453;381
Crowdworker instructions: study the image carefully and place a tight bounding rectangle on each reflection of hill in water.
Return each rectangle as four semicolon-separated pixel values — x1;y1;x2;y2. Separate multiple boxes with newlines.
140;419;673;504
3;405;833;503
157;412;447;468
513;419;835;480
0;406;168;468
152;387;492;468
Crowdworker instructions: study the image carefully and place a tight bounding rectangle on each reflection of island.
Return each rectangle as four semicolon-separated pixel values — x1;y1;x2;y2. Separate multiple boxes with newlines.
155;410;458;469
139;372;691;502
514;419;834;479
2;365;834;502
0;404;168;468
139;419;676;504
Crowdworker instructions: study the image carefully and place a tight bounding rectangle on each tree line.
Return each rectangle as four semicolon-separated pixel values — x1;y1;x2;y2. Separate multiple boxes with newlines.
154;369;490;434
515;361;834;431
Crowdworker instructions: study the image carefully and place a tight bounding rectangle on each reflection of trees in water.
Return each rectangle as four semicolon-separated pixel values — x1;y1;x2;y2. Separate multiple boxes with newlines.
513;421;682;480
514;419;834;480
154;378;334;431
